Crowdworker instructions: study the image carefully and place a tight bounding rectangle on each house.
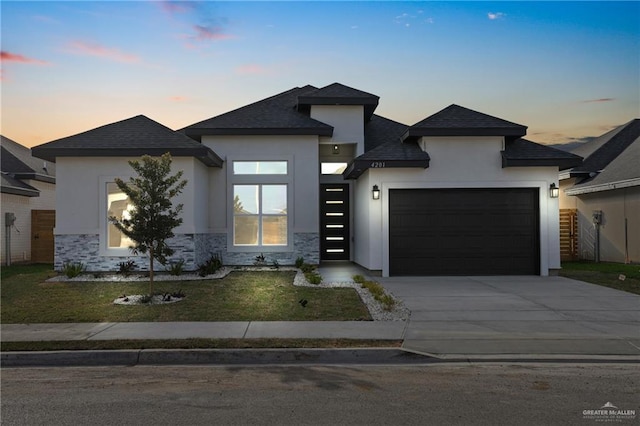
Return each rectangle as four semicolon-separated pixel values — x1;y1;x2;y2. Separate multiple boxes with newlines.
559;119;639;263
1;136;56;264
32;83;581;276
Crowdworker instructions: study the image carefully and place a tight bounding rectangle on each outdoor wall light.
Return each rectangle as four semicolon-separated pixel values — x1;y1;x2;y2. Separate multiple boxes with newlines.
549;183;559;198
332;144;340;155
372;185;380;200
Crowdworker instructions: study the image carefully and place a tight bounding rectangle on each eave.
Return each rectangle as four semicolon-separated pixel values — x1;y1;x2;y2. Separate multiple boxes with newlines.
402;126;527;141
1;185;40;197
565;178;640;196
501;155;583;170
31;147;223;167
184;127;334;138
343;159;430;180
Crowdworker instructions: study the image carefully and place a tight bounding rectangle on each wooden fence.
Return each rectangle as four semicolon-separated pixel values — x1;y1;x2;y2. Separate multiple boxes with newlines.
559;208;578;261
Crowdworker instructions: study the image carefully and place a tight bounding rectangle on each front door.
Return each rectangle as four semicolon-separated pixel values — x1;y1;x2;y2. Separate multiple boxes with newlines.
320;184;350;260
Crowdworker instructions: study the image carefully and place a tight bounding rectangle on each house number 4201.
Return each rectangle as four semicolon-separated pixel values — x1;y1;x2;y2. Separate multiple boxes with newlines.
370;162;386;168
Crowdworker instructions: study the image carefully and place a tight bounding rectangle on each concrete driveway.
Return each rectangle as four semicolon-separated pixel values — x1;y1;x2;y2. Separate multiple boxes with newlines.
378;275;640;356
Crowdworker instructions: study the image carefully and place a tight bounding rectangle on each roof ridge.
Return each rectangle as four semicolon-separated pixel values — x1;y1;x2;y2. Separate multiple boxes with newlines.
184;86;318;129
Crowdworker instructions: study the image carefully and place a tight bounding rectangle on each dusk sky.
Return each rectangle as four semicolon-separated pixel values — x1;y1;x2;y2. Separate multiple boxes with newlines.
1;1;639;148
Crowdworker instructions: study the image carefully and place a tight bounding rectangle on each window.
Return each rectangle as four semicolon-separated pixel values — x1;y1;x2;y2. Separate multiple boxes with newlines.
233;161;287;175
233;184;287;246
106;182;134;249
321;162;348;175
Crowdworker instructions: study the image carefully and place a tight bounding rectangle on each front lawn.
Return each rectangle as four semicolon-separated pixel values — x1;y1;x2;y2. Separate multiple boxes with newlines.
0;265;371;323
560;261;640;295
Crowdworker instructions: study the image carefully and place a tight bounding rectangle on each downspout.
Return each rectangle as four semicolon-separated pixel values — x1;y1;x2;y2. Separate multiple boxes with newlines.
5;212;16;266
594;223;600;263
592;210;602;263
5;222;10;266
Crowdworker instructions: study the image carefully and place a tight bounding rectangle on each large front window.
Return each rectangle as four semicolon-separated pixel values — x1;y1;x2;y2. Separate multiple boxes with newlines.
106;182;134;249
233;184;287;246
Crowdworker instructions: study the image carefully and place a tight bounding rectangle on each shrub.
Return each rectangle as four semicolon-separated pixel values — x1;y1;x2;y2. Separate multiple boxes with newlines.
380;294;396;311
166;259;185;276
117;260;137;276
139;294;152;304
361;280;397;311
254;253;266;266
171;289;186;298
295;256;305;269
361;281;385;298
300;263;316;274
198;254;222;277
62;261;85;278
272;259;280;270
352;274;366;284
305;271;322;285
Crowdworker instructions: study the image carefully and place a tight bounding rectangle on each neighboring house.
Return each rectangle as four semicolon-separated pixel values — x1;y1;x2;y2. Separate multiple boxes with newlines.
1;136;56;264
559;119;640;263
32;83;580;276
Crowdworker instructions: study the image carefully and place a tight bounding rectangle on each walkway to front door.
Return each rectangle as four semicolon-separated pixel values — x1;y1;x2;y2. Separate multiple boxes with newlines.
320;184;349;260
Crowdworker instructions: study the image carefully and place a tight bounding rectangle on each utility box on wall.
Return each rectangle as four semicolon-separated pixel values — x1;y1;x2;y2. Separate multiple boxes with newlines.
5;212;16;227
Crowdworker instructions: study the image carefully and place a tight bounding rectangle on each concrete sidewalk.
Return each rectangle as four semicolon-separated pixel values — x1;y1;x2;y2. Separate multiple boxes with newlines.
0;321;406;342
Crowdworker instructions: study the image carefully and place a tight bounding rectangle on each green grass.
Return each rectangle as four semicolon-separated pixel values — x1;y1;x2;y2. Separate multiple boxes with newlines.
1;339;402;352
1;267;371;323
560;261;640;295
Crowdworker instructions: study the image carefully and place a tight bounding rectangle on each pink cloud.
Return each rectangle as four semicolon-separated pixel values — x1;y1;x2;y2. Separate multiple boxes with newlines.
158;1;197;15
169;95;188;102
66;41;140;63
580;98;615;103
236;64;270;75
1;51;50;65
192;25;234;41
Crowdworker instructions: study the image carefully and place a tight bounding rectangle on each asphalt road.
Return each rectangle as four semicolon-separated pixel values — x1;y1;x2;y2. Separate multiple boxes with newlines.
2;364;638;425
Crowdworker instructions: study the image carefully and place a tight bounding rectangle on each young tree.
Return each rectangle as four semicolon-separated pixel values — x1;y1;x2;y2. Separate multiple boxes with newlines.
109;153;187;295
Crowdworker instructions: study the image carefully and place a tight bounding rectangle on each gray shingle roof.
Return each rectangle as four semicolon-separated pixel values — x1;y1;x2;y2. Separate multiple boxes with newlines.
502;138;582;170
183;86;334;138
297;83;379;119
344;115;429;179
31;115;222;167
1;135;56;182
1;173;40;197
570;119;640;175
566;119;640;194
364;114;408;152
404;104;527;139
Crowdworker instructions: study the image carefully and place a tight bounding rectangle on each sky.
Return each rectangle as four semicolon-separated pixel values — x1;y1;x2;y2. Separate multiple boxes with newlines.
1;1;639;148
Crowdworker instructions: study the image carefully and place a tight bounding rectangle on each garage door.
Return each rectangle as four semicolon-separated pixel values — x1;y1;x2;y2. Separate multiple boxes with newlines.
389;188;539;276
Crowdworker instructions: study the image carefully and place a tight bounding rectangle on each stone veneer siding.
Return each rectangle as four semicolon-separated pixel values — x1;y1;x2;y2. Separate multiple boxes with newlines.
54;232;320;271
208;232;319;266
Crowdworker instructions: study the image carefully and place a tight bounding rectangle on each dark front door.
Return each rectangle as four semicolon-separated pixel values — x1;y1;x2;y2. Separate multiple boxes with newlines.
320;184;350;260
389;188;539;276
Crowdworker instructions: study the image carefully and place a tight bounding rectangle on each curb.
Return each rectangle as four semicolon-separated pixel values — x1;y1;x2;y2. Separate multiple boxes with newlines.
1;348;436;367
3;348;639;368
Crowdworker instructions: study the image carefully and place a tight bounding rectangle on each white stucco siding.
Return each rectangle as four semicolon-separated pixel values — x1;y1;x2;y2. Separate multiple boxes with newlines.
354;136;561;276
201;135;320;234
55;156;200;235
311;105;365;154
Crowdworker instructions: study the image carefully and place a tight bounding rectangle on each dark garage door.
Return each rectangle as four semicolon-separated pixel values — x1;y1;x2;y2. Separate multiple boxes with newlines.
389;188;539;276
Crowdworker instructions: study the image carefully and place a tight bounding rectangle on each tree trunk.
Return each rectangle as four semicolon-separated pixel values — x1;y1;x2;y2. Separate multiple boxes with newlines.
149;246;154;296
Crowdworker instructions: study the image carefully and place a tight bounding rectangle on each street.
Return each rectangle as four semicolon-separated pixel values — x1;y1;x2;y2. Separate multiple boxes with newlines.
1;363;638;425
